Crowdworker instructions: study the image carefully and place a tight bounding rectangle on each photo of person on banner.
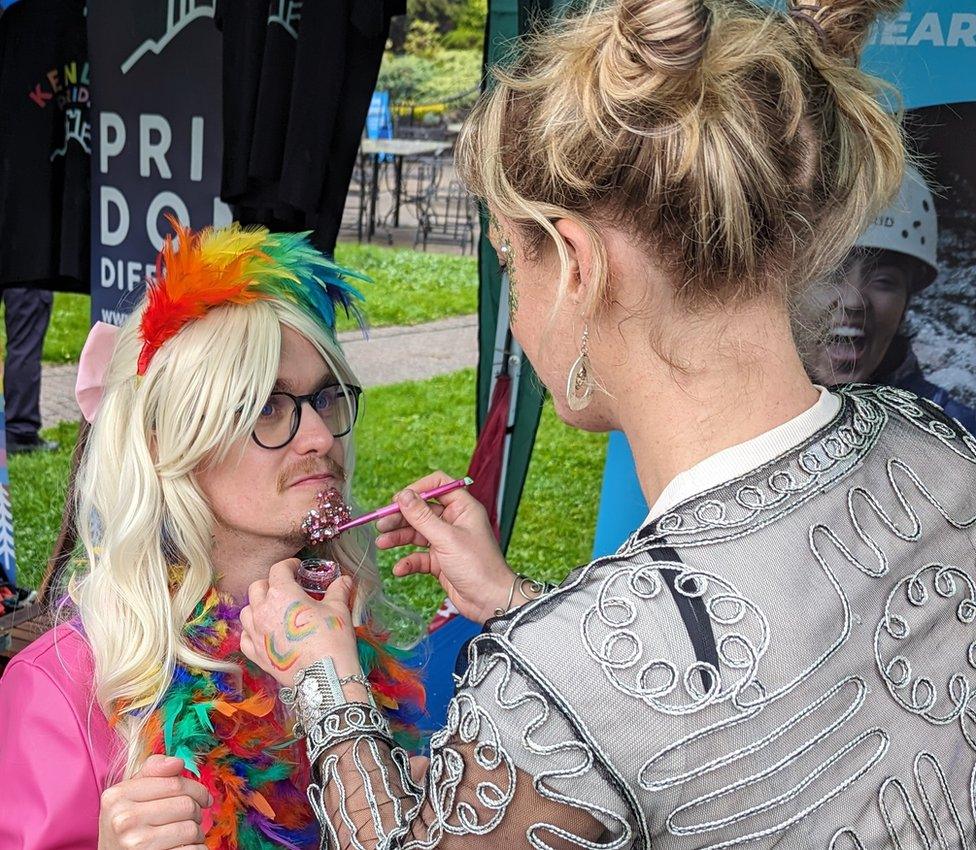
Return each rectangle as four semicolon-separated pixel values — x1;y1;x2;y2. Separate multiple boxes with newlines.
897;100;976;413
805;165;976;432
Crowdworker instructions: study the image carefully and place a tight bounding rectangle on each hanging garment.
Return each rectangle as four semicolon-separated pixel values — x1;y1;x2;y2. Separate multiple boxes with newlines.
216;0;404;254
0;0;89;291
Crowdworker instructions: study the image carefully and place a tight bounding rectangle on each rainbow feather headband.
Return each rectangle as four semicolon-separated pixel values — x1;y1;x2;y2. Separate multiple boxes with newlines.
136;220;369;376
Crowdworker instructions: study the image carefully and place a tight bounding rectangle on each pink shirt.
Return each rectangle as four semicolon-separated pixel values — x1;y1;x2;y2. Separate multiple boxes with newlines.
0;624;120;849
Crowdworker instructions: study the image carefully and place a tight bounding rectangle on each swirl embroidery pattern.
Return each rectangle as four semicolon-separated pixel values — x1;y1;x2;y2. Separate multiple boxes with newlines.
875;564;976;749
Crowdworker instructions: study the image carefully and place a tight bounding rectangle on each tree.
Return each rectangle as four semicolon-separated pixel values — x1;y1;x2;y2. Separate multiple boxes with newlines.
442;0;487;49
408;0;465;33
389;0;487;54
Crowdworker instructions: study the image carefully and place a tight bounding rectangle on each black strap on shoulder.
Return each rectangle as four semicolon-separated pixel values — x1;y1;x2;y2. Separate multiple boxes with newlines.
651;545;720;692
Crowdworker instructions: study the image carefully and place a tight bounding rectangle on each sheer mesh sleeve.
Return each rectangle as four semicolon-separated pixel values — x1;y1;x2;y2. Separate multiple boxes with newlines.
306;638;636;850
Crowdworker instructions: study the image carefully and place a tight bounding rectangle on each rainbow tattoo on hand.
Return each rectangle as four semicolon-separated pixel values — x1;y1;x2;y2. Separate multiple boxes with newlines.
265;601;316;672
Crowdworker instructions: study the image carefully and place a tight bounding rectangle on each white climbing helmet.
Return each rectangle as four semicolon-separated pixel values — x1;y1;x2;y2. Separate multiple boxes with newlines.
854;165;939;290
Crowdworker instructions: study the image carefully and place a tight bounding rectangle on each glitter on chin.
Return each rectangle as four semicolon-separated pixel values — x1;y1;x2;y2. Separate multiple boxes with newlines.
301;487;353;545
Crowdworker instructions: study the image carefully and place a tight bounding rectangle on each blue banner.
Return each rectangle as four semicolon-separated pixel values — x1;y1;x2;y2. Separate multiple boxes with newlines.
862;7;976;109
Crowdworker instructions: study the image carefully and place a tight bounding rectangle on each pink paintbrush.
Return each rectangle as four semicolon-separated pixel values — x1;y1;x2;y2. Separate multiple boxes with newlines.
302;476;474;545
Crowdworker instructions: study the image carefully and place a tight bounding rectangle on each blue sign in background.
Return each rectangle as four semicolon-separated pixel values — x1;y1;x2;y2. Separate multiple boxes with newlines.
862;6;976;109
593;0;976;558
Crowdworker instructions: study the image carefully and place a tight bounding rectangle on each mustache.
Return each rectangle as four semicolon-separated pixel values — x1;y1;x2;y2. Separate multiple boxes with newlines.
277;457;346;494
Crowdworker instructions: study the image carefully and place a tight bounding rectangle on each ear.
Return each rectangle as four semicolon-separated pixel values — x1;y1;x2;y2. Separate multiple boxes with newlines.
553;218;596;308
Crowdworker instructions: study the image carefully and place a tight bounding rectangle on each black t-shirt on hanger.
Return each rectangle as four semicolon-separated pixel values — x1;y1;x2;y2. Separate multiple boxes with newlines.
0;0;89;291
214;0;269;204
216;0;303;224
279;0;402;252
303;0;403;253
249;6;299;186
216;0;403;255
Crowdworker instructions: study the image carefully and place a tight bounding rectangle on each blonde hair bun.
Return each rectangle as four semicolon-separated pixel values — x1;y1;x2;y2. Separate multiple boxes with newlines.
610;0;711;78
458;0;905;314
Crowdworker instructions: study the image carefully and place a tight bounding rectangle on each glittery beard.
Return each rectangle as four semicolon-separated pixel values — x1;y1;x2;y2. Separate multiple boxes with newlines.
301;487;352;545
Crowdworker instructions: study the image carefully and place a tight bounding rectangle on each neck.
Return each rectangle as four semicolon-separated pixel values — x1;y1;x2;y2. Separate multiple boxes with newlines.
607;301;819;509
211;529;300;601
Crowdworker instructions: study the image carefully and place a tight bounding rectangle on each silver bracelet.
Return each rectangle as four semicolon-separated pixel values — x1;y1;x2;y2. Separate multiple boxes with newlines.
282;658;368;736
493;573;547;617
338;673;372;693
279;684;298;708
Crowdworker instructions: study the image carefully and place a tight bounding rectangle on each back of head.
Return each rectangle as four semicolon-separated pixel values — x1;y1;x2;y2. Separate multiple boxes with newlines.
457;0;905;312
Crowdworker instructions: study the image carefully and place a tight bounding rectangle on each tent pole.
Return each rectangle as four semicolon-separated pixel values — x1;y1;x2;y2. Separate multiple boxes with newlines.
492;273;525;530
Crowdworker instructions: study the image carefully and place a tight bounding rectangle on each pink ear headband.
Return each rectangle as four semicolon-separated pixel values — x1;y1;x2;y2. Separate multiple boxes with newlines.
75;321;119;423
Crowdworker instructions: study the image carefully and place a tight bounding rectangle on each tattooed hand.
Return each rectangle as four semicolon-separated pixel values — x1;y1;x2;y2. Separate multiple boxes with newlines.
240;559;361;688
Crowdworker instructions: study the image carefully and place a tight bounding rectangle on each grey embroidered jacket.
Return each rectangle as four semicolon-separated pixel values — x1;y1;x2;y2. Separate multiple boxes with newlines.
304;384;976;849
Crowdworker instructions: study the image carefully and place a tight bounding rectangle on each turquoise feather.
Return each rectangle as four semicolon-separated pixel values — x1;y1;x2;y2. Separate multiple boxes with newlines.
257;232;370;338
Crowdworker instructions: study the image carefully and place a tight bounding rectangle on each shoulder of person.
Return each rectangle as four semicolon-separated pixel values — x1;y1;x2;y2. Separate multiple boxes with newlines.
867;383;976;449
0;623;118;847
0;621;115;756
458;554;691;785
3;621;95;693
477;551;700;697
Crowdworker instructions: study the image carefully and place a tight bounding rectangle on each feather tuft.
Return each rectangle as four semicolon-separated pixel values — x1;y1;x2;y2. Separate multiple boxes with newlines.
136;219;370;375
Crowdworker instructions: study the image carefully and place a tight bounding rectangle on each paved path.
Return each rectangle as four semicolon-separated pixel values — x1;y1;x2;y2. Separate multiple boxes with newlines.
40;314;479;429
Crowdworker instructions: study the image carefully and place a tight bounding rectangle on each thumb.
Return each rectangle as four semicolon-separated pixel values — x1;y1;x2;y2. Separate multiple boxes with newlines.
324;574;356;609
396;489;451;542
269;558;300;586
138;754;185;778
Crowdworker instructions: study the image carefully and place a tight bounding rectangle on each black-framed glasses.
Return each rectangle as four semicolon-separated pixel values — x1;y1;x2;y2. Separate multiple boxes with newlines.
252;384;363;450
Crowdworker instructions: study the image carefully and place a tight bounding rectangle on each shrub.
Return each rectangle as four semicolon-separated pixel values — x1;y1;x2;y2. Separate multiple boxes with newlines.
377;53;436;103
404;19;441;58
419;49;481;104
441;0;486;49
377;49;481;110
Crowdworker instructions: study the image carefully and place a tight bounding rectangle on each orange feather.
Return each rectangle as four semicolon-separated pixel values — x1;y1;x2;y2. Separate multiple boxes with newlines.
136;220;269;375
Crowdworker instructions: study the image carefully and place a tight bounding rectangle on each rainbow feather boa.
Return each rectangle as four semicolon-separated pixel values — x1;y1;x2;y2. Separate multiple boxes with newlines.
144;588;426;850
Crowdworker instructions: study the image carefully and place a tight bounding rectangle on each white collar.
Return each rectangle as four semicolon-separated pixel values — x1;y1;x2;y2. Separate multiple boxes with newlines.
644;386;842;523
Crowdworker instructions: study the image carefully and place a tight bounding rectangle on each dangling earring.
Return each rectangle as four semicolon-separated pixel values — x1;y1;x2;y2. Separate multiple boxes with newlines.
499;239;518;320
566;324;594;411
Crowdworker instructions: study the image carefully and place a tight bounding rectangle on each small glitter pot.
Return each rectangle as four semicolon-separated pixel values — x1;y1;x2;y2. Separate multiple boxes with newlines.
298;559;341;600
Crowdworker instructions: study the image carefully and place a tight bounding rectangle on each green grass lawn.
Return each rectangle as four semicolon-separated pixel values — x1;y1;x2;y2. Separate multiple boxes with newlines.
332;243;478;332
9;370;607;621
0;243;477;365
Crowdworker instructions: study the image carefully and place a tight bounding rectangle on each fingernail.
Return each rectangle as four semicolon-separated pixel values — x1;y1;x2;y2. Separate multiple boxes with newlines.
398;489;416;504
207;792;214;806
